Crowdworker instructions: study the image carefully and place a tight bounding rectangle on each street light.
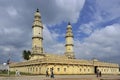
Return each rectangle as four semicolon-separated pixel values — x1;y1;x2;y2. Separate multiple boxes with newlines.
7;59;10;76
4;48;11;76
3;63;7;66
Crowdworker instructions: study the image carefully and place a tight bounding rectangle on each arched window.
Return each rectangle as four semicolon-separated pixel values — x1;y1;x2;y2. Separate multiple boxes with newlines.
30;67;32;72
88;69;89;72
36;68;38;72
57;68;60;72
33;67;34;72
64;68;66;72
84;69;86;72
28;68;29;72
80;68;82;72
104;69;106;72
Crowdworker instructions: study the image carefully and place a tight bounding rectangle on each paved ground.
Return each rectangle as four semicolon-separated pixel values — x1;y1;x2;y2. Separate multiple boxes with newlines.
0;75;120;80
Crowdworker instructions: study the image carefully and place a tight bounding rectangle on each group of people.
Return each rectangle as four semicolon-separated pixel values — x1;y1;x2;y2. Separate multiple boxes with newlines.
96;69;102;77
15;68;102;78
46;67;54;78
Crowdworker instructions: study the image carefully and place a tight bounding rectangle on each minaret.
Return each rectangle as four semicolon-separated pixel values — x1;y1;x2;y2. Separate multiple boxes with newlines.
64;22;75;59
31;9;45;60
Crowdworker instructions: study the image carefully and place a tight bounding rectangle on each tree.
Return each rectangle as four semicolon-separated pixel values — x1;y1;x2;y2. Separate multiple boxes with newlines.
22;50;31;60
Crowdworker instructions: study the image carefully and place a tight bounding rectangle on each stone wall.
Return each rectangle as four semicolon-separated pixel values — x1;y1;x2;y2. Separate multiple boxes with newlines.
10;62;119;75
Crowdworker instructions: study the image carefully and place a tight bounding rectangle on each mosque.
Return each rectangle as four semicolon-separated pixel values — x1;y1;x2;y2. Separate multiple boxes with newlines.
10;9;119;75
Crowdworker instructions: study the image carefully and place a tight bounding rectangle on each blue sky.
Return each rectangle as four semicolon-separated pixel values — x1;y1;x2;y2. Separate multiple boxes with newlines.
0;0;120;64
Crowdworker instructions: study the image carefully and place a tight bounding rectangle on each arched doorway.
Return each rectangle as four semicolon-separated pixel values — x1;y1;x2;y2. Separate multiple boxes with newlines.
94;66;98;74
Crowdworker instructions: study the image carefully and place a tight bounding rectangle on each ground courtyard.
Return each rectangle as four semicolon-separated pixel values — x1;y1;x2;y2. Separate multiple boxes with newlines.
0;75;120;80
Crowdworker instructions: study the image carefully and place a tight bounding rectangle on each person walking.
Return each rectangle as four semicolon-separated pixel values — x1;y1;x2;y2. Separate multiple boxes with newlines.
46;68;49;77
15;70;18;76
99;71;102;77
96;69;99;77
50;67;54;78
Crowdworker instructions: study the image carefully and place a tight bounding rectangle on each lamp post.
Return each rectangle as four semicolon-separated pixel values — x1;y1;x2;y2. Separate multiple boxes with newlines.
5;48;11;76
7;59;10;76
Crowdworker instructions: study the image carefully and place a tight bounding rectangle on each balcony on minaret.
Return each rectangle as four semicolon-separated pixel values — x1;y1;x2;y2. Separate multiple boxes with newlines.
33;21;41;25
65;32;73;38
32;36;43;40
65;44;74;46
32;46;43;54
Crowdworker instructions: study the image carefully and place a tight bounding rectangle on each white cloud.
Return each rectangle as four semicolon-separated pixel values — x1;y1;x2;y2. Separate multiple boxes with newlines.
7;6;18;17
56;0;85;22
0;27;22;35
4;47;11;52
43;25;64;54
40;0;85;25
78;0;120;35
95;0;120;21
75;24;120;62
78;22;94;35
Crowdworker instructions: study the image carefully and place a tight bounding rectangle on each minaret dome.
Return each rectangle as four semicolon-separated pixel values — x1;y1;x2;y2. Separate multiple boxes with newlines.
34;9;41;17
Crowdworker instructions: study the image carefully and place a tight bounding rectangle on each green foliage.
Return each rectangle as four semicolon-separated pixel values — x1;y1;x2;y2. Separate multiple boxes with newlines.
22;50;31;60
0;71;32;76
0;71;15;77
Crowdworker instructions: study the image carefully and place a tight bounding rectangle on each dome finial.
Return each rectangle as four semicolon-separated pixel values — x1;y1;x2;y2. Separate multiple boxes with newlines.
36;8;39;12
68;22;71;25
